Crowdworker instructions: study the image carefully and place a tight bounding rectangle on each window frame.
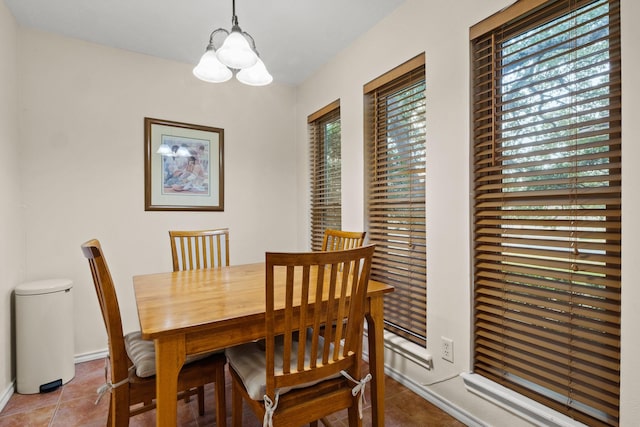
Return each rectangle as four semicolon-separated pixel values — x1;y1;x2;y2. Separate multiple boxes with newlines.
470;1;622;426
364;54;428;347
308;100;342;251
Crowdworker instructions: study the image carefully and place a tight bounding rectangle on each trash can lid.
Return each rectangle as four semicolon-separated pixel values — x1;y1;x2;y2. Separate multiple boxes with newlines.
15;279;73;296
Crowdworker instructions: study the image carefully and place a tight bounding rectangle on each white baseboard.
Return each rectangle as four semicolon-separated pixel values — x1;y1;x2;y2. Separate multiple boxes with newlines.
0;380;15;414
74;349;108;364
362;331;484;426
382;362;486;427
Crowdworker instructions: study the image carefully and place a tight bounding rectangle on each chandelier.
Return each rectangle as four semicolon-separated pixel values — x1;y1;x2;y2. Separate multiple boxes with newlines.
193;0;272;86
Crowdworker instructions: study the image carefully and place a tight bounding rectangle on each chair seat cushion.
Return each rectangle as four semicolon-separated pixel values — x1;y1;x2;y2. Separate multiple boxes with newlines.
225;334;341;401
124;331;220;378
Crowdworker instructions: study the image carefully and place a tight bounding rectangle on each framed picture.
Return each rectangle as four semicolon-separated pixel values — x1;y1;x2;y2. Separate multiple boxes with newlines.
144;117;224;211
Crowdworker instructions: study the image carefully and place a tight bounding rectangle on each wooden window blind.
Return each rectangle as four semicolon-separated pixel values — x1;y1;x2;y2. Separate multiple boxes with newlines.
365;54;427;346
471;1;621;426
309;100;342;251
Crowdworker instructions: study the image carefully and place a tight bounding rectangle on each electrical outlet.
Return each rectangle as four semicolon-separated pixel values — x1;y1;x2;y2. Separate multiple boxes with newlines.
442;336;454;362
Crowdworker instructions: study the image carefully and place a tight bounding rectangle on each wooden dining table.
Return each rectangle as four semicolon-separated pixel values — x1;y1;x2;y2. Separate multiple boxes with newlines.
133;262;394;427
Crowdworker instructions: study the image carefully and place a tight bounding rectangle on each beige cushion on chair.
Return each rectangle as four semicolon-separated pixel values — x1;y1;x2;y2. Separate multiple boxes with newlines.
124;332;158;377
124;331;220;378
225;334;342;400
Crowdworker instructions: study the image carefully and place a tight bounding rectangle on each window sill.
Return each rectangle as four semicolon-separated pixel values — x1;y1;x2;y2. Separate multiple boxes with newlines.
461;373;586;427
363;329;433;370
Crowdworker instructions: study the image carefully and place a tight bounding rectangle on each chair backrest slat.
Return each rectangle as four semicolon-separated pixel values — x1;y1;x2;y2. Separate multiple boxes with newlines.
264;245;375;397
169;228;230;271
321;229;366;252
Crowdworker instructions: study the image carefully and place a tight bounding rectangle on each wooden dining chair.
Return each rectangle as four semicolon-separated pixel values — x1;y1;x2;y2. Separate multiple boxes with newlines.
321;229;366;251
81;239;227;427
169;228;230;271
225;245;376;427
320;229;367;343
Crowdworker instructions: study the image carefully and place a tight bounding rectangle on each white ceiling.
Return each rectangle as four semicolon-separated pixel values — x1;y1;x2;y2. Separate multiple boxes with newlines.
4;0;406;86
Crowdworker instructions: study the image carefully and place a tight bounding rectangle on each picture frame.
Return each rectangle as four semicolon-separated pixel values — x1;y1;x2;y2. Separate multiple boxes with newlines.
144;117;224;211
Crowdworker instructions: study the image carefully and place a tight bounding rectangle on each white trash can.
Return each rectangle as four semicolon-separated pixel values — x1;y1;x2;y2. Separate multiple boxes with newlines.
15;279;75;394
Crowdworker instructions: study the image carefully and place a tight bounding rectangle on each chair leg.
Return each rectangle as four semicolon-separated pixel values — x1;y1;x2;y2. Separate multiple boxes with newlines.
107;397;113;427
231;378;243;427
197;385;205;416
347;405;361;427
215;366;227;427
111;389;131;427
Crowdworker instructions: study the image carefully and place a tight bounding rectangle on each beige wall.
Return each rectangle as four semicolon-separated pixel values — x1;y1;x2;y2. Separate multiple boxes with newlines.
296;0;640;425
13;29;298;372
619;0;640;422
0;0;23;403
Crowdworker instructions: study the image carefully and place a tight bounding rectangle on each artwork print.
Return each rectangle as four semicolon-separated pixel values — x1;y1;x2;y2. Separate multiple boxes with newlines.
144;118;224;211
161;136;210;194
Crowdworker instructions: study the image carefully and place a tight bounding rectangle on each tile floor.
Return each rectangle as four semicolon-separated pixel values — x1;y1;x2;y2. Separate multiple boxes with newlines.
0;358;466;426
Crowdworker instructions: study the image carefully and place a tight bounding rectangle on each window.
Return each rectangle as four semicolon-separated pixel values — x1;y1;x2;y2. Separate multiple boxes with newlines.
471;1;621;426
309;100;341;251
364;54;427;347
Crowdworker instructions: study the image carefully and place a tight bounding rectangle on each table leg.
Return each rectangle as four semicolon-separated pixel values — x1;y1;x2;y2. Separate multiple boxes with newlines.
366;295;385;427
155;335;185;427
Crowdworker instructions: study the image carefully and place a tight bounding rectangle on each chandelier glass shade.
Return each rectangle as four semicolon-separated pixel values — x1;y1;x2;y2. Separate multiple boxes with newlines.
193;0;272;86
236;57;272;86
193;46;233;83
